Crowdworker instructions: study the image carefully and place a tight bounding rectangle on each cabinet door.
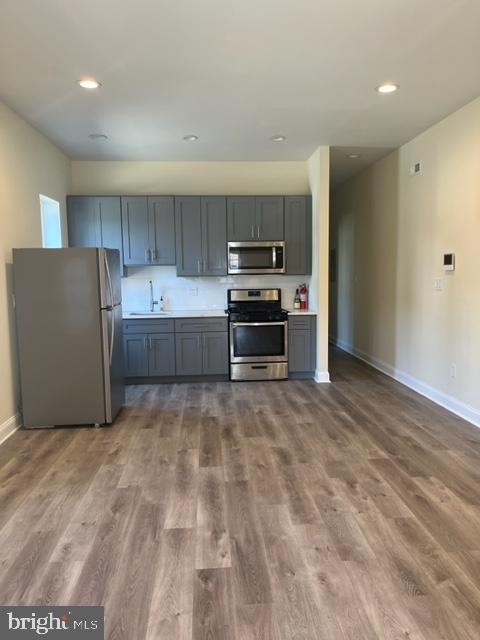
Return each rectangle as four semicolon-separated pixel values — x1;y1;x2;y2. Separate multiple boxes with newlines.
175;197;202;276
201;197;227;275
148;197;176;265
255;196;284;240
288;329;313;373
98;197;124;276
227;196;256;241
202;332;229;375
285;196;312;275
148;333;175;376
67;196;101;247
175;333;203;375
121;197;150;265
123;333;148;376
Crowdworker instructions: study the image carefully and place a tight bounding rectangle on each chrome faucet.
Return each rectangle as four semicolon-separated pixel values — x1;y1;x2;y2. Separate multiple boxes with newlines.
149;280;158;312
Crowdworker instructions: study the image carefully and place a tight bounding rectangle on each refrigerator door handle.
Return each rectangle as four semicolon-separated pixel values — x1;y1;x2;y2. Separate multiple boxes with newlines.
103;251;115;366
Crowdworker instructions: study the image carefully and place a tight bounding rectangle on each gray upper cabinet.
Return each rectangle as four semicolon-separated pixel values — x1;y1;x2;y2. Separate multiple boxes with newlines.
176;196;227;276
148;197;176;265
201;197;227;275
122;196;176;266
255;196;284;240
67;197;100;247
285;196;312;275
227;196;283;241
67;196;124;275
227;197;256;241
175;197;202;276
121;197;150;265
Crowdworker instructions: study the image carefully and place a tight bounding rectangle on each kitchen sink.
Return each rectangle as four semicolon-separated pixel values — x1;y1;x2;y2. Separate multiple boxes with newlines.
129;311;170;316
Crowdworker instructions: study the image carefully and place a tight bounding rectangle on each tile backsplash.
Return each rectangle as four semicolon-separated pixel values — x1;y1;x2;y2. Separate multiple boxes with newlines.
121;266;311;312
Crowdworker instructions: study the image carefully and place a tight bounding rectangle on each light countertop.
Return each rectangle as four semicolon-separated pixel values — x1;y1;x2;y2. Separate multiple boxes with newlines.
285;309;317;316
124;308;316;319
123;309;227;319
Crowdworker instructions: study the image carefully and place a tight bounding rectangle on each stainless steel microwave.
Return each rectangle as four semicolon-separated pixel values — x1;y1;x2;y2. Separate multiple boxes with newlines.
227;241;285;274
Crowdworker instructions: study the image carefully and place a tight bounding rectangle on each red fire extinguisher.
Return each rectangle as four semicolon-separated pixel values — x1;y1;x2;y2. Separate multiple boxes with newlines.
299;283;308;310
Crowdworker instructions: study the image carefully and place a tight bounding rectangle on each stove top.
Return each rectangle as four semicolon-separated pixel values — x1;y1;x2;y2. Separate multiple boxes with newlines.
226;288;288;323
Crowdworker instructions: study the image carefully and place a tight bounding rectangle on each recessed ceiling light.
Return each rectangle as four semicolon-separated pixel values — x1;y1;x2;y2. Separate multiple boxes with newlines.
78;78;101;90
183;134;198;141
88;133;108;141
270;135;286;142
376;82;399;94
347;153;360;159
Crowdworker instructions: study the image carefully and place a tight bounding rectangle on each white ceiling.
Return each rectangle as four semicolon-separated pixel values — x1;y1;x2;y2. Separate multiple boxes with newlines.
1;0;480;182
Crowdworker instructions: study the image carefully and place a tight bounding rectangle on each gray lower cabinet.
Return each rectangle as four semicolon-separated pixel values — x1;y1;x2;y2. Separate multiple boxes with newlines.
175;331;228;376
285;196;312;275
148;334;176;376
288;316;316;376
202;332;229;375
67;196;124;275
123;333;149;377
175;197;227;276
124;318;228;379
175;332;203;375
123;331;175;377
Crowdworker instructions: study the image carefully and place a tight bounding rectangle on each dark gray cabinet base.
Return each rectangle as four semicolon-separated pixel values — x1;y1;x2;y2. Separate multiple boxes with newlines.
288;315;316;379
123;317;228;383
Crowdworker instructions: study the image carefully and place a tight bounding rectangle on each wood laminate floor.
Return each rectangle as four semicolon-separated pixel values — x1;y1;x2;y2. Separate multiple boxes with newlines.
1;348;480;639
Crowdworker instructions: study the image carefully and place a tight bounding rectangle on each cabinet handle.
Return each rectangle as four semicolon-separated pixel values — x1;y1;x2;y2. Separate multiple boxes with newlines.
251;224;255;239
197;259;201;273
144;337;148;350
149;337;152;349
197;335;201;348
151;248;156;262
144;249;149;263
257;225;260;238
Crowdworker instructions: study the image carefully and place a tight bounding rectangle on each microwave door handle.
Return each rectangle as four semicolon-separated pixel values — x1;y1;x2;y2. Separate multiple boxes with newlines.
272;246;277;269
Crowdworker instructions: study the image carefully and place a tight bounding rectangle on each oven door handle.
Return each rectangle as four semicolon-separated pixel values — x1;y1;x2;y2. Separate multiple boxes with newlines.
230;322;287;327
272;246;276;269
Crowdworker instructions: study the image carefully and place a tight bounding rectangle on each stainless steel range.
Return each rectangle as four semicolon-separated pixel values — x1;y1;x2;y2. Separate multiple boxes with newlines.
227;288;288;381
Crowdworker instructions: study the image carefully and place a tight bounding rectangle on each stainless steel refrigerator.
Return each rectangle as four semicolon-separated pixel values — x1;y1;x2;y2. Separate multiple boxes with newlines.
13;248;125;427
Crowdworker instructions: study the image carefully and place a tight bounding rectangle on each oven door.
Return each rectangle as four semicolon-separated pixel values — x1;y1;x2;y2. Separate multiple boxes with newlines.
230;321;288;363
228;242;285;274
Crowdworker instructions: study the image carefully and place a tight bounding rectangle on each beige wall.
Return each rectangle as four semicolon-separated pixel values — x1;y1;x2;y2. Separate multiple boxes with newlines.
0;102;71;429
331;96;480;421
71;161;309;195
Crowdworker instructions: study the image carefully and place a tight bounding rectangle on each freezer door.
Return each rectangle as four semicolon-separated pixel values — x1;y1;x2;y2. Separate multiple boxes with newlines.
99;248;122;309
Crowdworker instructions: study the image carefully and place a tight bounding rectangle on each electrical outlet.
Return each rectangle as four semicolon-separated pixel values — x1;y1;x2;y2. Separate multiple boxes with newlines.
450;364;457;379
434;278;443;291
189;287;198;297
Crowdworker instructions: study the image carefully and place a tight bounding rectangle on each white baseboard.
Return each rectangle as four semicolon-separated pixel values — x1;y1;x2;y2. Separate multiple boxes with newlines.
0;413;21;445
332;338;480;429
314;370;331;384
